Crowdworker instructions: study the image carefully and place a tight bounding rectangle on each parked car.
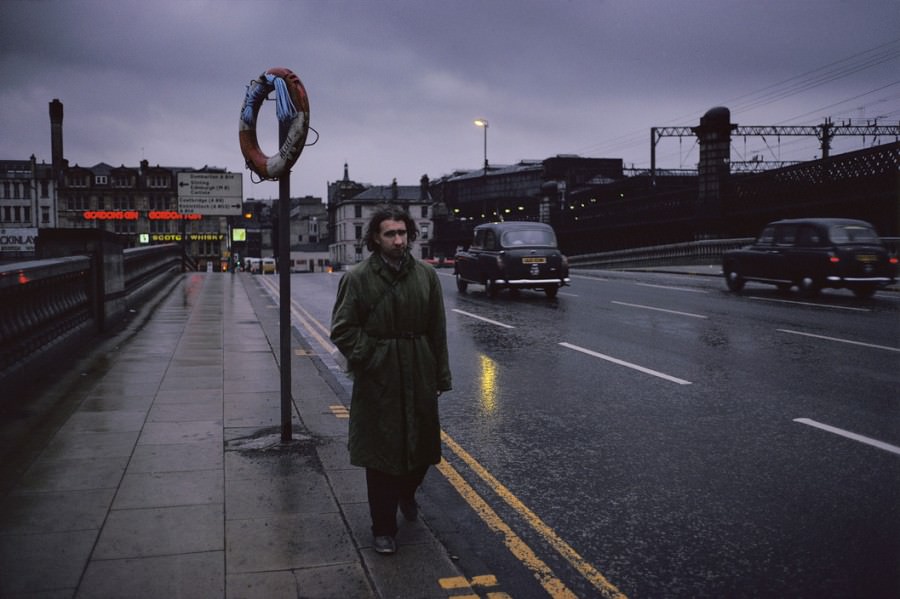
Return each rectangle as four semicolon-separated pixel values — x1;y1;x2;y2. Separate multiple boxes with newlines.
454;222;570;298
722;218;897;298
245;257;261;274
261;257;277;274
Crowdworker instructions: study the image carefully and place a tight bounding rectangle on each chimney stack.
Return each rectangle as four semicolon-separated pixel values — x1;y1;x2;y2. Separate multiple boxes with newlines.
49;99;64;181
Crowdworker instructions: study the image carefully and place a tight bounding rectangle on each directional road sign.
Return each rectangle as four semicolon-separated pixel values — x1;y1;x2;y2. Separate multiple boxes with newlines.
176;172;243;215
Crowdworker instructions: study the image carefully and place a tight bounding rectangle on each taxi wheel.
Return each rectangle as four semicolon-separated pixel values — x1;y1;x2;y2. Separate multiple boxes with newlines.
544;285;559;299
485;279;499;298
798;275;820;297
724;267;745;292
455;273;468;293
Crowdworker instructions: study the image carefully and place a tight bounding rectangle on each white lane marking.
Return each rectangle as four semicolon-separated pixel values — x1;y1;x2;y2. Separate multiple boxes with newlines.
571;274;609;282
611;300;708;319
635;282;709;294
750;296;870;312
777;329;900;353
452;309;516;329
794;418;900;456
558;292;579;297
559;342;692;385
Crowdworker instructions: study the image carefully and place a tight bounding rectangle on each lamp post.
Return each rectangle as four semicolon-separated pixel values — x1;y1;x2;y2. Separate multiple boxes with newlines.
474;119;489;174
474;119;489;220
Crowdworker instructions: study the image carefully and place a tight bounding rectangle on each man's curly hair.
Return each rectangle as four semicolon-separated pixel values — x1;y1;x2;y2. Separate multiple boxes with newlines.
364;205;419;252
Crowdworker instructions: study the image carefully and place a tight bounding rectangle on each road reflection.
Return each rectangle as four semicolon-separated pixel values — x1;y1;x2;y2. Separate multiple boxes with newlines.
478;353;499;415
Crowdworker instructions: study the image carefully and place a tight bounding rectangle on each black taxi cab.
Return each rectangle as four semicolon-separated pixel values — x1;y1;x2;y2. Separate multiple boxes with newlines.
722;218;897;298
454;222;570;298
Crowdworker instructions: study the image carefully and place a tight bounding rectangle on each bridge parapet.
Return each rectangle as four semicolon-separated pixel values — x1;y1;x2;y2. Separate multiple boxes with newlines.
0;239;182;398
1;256;92;379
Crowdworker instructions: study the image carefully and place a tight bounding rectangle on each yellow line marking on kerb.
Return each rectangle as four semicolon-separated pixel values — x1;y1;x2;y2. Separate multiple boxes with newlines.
436;457;578;599
329;405;349;419
442;431;627;599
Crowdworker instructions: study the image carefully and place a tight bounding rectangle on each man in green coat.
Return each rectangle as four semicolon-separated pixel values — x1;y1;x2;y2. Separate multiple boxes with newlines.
330;206;452;555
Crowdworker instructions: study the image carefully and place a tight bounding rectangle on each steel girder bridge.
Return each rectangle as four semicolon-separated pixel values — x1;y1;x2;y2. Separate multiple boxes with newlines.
650;119;900;177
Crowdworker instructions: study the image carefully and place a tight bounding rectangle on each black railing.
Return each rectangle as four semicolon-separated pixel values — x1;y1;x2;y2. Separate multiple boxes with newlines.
569;237;900;270
0;243;182;396
0;256;93;380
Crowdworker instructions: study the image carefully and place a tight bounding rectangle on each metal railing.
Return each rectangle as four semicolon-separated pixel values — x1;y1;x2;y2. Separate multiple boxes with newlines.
569;237;899;270
0;243;182;395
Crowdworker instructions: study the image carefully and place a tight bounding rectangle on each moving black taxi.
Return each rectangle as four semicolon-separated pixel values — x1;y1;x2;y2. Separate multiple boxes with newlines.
454;222;570;298
722;218;897;298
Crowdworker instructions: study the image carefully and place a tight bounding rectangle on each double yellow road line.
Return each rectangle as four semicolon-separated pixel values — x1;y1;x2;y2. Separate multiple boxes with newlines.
258;276;625;598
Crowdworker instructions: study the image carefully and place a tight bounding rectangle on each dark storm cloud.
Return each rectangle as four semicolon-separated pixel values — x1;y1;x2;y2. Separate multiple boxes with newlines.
1;0;897;199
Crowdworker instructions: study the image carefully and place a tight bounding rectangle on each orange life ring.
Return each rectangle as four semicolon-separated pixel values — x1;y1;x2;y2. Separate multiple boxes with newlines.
239;67;310;180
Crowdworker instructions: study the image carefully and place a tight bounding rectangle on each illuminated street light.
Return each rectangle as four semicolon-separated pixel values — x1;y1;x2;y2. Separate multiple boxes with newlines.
473;119;489;174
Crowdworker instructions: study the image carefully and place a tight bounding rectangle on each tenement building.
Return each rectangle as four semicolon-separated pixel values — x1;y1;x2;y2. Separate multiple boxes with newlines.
0;157;57;260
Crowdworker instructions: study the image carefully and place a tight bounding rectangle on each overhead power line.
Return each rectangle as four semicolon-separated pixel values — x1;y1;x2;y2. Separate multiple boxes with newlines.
578;38;900;163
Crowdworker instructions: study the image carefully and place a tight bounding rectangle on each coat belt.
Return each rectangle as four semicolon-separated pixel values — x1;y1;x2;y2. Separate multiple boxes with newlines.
376;331;423;339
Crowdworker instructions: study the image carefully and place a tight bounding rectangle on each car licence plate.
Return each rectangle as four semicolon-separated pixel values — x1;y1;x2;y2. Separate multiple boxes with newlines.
855;254;876;263
522;257;547;264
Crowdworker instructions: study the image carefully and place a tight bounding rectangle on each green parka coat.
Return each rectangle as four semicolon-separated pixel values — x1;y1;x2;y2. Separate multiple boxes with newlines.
330;254;452;476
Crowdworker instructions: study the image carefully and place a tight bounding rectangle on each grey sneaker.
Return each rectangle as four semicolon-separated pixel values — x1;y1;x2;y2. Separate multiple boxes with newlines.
373;535;396;555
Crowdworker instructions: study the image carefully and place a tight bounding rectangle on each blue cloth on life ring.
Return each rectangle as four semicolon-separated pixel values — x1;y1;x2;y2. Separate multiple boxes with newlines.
240;75;296;127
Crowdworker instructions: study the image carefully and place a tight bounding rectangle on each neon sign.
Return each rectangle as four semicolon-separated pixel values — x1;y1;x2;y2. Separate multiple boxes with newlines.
82;211;202;221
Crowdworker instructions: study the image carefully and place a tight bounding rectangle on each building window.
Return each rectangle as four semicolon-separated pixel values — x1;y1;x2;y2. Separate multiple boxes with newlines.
112;174;133;188
113;220;136;234
95;175;108;185
149;196;168;210
41;206;50;224
68;174;88;187
354;225;362;240
147;174;170;188
421;206;428;218
354;205;362;218
40;180;49;198
67;195;90;210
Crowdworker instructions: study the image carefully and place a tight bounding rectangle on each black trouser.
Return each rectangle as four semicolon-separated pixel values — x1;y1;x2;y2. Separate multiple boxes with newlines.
365;465;429;537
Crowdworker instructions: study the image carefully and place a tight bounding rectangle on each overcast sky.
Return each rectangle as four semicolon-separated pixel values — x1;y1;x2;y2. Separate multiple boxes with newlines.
2;0;898;201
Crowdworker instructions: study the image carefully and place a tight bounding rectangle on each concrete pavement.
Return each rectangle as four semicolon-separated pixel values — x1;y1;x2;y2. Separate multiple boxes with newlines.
0;272;469;599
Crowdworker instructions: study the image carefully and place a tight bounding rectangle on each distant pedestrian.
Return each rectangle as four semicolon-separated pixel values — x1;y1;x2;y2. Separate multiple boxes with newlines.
331;205;452;555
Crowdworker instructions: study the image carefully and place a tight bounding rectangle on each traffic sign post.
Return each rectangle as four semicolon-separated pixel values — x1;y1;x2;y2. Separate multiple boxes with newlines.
176;172;243;215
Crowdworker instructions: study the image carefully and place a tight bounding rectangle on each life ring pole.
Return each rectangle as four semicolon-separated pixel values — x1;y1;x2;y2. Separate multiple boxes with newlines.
277;116;293;443
238;67;311;444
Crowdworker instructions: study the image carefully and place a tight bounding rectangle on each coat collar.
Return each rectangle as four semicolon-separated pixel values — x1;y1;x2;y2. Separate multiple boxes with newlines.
369;252;414;281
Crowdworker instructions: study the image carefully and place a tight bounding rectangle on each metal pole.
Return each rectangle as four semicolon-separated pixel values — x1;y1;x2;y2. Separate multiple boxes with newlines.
278;120;293;443
483;125;488;173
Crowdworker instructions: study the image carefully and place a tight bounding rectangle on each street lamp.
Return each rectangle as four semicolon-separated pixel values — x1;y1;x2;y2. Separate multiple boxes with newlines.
474;119;489;174
474;119;491;221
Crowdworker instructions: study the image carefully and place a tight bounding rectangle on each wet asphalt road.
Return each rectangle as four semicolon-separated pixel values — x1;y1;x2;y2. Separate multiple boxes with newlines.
275;268;900;598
